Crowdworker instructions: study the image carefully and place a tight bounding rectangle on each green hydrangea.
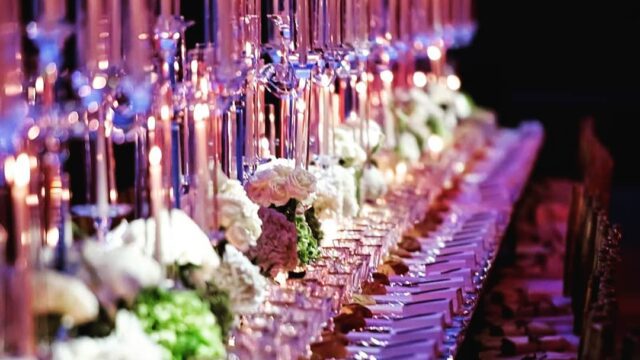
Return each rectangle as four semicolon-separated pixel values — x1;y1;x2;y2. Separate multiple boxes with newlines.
295;215;320;265
134;288;226;360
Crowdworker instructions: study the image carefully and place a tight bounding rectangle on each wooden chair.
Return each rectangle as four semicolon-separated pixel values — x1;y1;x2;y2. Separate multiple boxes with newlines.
579;118;614;211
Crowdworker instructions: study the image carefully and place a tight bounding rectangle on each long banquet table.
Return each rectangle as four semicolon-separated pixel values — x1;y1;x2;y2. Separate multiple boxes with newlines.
229;122;544;360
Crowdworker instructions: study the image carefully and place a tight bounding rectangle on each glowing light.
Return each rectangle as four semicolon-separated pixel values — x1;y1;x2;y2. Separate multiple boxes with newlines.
160;105;171;121
26;194;39;206
149;146;162;165
396;162;408;181
355;81;367;94
147;116;156;130
453;161;465;174
110;189;118;202
92;75;107;90
427;135;445;154
88;119;99;131
446;74;461;91
413;71;428;88
68;111;79;124
87;101;99;113
27;126;40;140
78;85;91;98
98;60;109;70
8;154;31;187
296;98;306;112
193;103;210;122
46;228;59;247
35;77;44;93
427;45;442;61
45;63;57;75
380;70;394;84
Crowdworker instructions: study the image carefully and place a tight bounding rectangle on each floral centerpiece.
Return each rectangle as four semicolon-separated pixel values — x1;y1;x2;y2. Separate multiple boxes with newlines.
46;202;266;360
332;118;388;203
244;160;322;277
392;82;474;163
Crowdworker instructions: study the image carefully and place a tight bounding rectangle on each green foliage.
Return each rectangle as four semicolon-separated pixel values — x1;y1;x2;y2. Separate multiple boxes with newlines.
133;288;226;360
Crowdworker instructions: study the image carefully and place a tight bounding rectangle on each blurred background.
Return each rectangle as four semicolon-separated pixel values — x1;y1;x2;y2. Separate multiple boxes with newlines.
449;0;640;337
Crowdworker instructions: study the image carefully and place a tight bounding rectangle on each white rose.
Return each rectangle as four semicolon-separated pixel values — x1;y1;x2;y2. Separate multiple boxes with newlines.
32;270;99;325
82;240;163;304
362;165;388;201
286;167;316;202
122;209;220;269
453;93;472;118
398;132;421;163
210;245;267;314
245;169;278;207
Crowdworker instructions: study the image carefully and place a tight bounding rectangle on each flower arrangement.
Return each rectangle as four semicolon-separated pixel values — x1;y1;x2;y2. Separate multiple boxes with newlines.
245;161;322;275
392;83;474;163
215;173;262;253
46;206;267;360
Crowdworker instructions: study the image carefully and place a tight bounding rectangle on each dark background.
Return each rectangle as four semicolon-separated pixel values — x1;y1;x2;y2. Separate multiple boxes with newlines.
450;0;640;334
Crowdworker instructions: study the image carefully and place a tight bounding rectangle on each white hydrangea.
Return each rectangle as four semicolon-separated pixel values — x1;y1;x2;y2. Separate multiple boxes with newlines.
32;270;100;325
216;176;262;252
333;127;367;168
398;132;421;163
209;245;267;314
122;209;220;269
82;240;163;304
362;165;388;202
52;310;168;360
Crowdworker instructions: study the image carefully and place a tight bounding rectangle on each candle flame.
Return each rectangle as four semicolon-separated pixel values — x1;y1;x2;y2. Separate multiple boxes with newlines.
149;146;162;165
194;103;210;122
5;154;31;187
380;70;394;84
446;75;461;91
413;71;428;88
427;45;442;61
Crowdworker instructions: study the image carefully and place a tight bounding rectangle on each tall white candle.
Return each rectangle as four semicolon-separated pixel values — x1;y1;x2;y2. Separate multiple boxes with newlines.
110;0;122;66
380;70;396;148
95;117;110;221
297;0;309;64
268;104;276;157
295;98;307;168
3;153;35;357
161;0;172;16
43;0;65;22
331;93;340;156
193;103;209;229
218;0;234;71
148;146;164;263
128;0;150;73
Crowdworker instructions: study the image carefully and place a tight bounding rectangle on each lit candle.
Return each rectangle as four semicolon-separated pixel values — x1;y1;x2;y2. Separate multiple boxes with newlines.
380;70;396;148
193;103;210;229
87;0;102;69
296;0;309;64
331;93;340;156
267;104;276;157
128;0;150;74
218;0;234;71
149;146;164;263
110;0;122;66
3;153;35;356
295;97;307;168
328;0;341;47
42;0;65;22
95;117;110;222
318;87;328;155
161;0;172;16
